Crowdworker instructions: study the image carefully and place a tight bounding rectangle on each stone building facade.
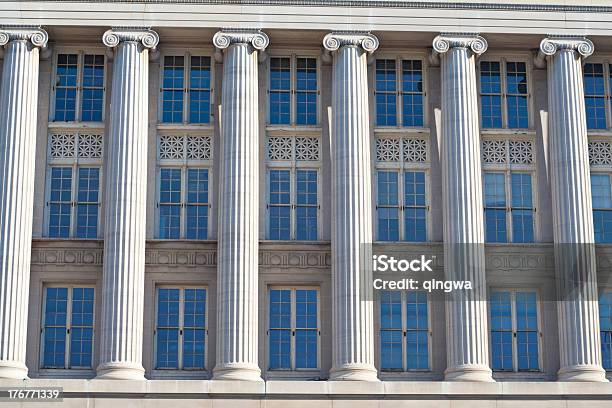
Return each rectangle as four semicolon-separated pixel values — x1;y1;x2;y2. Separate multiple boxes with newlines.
1;0;612;406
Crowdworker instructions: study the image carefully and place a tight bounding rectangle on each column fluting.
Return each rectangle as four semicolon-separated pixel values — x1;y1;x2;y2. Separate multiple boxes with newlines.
323;32;379;381
96;28;159;380
212;29;268;381
432;33;493;382
539;36;607;382
0;26;48;380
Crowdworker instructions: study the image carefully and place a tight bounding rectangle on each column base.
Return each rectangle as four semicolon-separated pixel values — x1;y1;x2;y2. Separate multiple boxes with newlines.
329;364;379;381
557;365;608;382
0;361;28;380
445;364;494;382
213;363;263;381
96;362;145;380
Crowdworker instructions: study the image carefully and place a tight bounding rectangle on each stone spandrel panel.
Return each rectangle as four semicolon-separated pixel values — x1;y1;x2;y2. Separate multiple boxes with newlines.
481;138;534;165
159;134;213;161
49;132;103;160
376;137;428;163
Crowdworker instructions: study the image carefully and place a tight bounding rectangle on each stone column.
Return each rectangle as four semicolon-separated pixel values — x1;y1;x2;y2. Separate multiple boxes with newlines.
0;26;48;380
432;33;493;382
212;29;268;381
323;32;379;381
96;28;159;380
538;36;607;382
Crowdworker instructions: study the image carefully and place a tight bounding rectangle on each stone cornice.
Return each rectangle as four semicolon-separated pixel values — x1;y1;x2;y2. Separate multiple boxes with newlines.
322;31;379;53
535;36;594;67
431;33;488;56
0;26;48;48
212;29;269;51
102;27;160;50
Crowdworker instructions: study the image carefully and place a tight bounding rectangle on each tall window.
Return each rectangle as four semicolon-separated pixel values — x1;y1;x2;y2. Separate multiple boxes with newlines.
479;60;529;129
47;133;103;238
157;135;212;239
155;287;207;370
375;137;429;242
583;63;609;130
375;58;424;127
380;291;429;371
53;53;105;122
269;56;318;126
481;139;536;243
600;292;612;370
268;288;319;371
589;140;612;243
490;290;540;372
41;286;94;369
160;55;212;124
266;136;321;240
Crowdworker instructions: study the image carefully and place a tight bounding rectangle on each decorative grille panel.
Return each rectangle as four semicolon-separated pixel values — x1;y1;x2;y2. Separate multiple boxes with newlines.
509;140;534;164
295;137;320;161
267;137;293;161
481;140;507;164
159;135;185;160
403;138;428;163
376;138;401;162
589;141;612;166
186;135;212;160
78;134;103;159
49;133;76;159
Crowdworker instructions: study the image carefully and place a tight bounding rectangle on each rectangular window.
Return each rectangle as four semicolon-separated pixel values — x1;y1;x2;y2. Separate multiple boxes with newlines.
161;55;211;124
480;60;529;129
268;288;319;370
53;53;105;122
159;168;182;239
490;290;540;372
375;59;424;127
484;172;534;243
584;63;607;130
591;173;612;243
600;292;612;370
269;57;318;126
377;171;427;242
380;291;429;371
156;287;207;370
42;286;94;369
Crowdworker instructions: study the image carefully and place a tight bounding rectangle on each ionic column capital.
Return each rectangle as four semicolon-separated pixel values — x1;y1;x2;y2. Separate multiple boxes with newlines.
0;26;48;48
322;31;379;53
102;27;159;50
431;33;487;61
213;29;270;51
540;36;594;58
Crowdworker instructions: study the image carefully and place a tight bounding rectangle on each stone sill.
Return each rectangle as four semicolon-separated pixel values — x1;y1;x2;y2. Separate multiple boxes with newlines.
0;379;611;397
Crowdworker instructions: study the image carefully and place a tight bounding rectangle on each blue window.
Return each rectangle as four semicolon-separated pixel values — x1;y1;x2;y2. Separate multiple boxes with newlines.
376;59;397;126
269;288;318;370
584;63;607;130
54;53;105;122
380;291;429;371
592;174;612;243
510;173;534;243
296;58;318;125
484;172;507;242
296;170;318;240
42;286;94;369
480;61;503;128
186;169;209;239
401;60;424;127
268;169;292;240
506;62;529;129
48;167;73;238
159;168;182;239
490;291;539;372
161;56;185;123
269;57;291;125
404;171;427;242
377;171;400;241
156;287;206;370
600;292;612;370
76;168;100;238
189;56;211;124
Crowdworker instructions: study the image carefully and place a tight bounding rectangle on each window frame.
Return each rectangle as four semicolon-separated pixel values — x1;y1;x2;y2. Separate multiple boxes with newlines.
266;53;321;127
583;59;612;132
153;285;208;372
49;48;107;123
589;154;612;243
373;54;428;128
158;50;215;125
378;290;432;373
39;284;96;372
266;286;321;372
477;55;533;130
599;290;612;371
488;287;543;373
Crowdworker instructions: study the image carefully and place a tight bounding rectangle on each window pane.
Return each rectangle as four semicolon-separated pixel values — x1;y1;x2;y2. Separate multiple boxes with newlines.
269;170;291;240
295;289;318;369
296;170;317;240
592;174;612;243
269;57;291;125
70;287;94;368
54;54;78;121
269;289;291;369
484;172;507;243
506;62;529;128
376;59;397;126
81;55;105;121
183;288;206;369
162;56;185;123
511;173;534;243
584;63;607;129
406;292;429;370
49;167;73;238
401;60;424;127
600;293;612;369
186;169;209;239
381;330;403;370
515;292;539;371
296;57;318;125
377;171;399;241
404;172;427;242
189;56;211;124
43;287;68;368
75;168;100;238
480;61;502;128
159;168;182;239
490;291;513;371
156;288;180;369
